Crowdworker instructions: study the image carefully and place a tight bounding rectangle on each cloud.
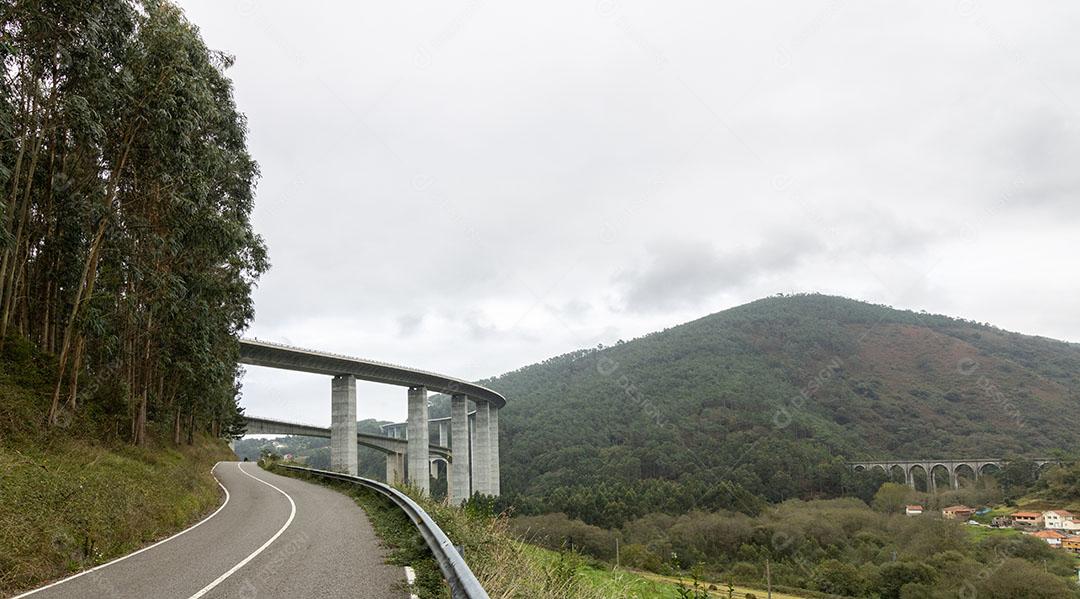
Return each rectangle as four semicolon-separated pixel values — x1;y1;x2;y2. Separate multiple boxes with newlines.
173;0;1080;424
615;234;824;313
396;313;425;336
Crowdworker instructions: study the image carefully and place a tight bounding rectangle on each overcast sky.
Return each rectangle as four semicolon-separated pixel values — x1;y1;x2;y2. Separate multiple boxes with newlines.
176;0;1079;426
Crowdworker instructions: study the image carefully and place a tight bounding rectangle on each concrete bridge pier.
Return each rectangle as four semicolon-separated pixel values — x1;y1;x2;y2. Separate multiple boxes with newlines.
473;401;492;494
407;386;430;494
438;420;448;447
489;406;500;496
386;452;404;485
450;394;471;505
331;375;358;475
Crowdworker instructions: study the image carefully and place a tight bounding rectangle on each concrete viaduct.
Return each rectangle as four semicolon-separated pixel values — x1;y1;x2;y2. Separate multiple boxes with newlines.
238;339;505;504
849;458;1061;493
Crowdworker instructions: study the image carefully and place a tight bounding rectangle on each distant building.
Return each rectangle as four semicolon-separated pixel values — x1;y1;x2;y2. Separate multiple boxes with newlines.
942;505;976;521
1012;512;1044;528
1043;510;1080;531
1062;536;1080;553
905;505;924;516
1033;530;1068;547
991;515;1014;528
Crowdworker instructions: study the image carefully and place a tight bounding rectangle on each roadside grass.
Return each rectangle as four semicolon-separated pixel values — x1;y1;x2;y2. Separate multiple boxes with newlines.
0;335;234;596
0;434;232;596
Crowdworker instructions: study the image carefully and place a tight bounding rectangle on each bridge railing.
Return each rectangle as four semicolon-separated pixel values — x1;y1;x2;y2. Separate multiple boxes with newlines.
277;464;489;599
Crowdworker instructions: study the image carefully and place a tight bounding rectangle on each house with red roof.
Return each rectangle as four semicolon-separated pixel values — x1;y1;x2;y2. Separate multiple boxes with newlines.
1033;529;1068;547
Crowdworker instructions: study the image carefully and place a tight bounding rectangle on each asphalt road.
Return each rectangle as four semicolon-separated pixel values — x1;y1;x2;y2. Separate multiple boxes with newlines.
15;462;405;599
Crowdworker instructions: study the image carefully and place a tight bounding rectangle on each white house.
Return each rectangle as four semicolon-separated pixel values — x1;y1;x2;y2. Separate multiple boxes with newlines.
905;505;924;516
1043;510;1080;531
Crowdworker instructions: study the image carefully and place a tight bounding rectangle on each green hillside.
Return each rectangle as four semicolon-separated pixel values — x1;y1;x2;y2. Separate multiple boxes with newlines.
480;294;1080;526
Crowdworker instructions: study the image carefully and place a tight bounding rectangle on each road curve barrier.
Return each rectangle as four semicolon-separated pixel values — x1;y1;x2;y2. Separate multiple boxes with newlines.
277;464;490;599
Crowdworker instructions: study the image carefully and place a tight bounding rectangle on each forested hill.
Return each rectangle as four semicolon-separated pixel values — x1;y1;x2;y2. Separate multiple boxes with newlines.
480;294;1080;525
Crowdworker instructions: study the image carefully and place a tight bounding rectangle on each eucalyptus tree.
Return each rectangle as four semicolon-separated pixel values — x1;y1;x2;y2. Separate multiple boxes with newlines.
0;0;266;444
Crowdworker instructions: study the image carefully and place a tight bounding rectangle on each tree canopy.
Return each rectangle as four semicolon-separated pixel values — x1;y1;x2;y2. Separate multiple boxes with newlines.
0;0;266;443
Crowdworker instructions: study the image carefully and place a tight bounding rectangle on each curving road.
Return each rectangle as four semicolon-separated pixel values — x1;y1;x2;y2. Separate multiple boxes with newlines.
14;462;404;599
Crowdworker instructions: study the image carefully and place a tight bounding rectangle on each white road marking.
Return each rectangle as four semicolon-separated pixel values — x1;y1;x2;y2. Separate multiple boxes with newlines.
186;463;297;599
404;566;419;599
11;462;232;599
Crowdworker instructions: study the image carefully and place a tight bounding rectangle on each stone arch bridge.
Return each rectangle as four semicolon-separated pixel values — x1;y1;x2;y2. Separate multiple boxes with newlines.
849;458;1061;492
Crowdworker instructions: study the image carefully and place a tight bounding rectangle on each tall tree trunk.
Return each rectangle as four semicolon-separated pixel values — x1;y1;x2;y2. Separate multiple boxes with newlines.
48;218;107;425
64;335;85;411
134;389;147;447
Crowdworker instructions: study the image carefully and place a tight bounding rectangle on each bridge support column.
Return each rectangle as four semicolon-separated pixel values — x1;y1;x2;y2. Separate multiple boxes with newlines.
473;401;491;495
450;394;471;505
438;421;448;447
331;375;358;475
386;452;404;485
906;465;915;489
950;465;959;490
407;386;430;495
489;406;500;496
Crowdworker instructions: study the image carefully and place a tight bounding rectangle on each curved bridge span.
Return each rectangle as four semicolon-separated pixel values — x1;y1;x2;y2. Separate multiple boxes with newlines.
238;339;504;504
849;458;1061;492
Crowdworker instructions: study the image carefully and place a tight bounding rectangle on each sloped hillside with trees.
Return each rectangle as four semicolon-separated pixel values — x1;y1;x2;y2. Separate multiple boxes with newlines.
481;294;1080;526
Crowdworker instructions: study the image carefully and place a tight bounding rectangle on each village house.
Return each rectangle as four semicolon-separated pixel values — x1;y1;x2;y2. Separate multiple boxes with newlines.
1062;536;1080;553
905;505;923;516
1012;511;1044;528
942;505;976;521
1033;530;1068;547
1042;510;1080;531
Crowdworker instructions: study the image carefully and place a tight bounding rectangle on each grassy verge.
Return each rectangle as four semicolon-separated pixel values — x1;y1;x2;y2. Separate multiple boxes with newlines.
0;434;233;595
0;334;234;596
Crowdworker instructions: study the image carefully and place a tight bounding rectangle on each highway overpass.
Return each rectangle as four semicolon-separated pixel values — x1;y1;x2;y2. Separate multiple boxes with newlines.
238;339;505;503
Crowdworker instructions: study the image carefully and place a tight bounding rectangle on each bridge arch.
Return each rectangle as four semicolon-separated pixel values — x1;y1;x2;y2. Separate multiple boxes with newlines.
889;464;906;484
954;463;977;487
929;463;953;492
978;462;1001;477
909;464;929;492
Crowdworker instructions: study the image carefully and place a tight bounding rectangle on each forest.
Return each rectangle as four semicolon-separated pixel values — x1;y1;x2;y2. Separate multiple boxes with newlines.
476;294;1080;528
0;0;265;444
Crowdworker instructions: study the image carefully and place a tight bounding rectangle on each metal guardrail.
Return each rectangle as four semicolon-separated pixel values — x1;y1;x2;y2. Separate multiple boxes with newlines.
277;464;489;599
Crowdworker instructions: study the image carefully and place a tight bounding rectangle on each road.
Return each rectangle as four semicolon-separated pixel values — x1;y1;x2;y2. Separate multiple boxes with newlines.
15;462;405;599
